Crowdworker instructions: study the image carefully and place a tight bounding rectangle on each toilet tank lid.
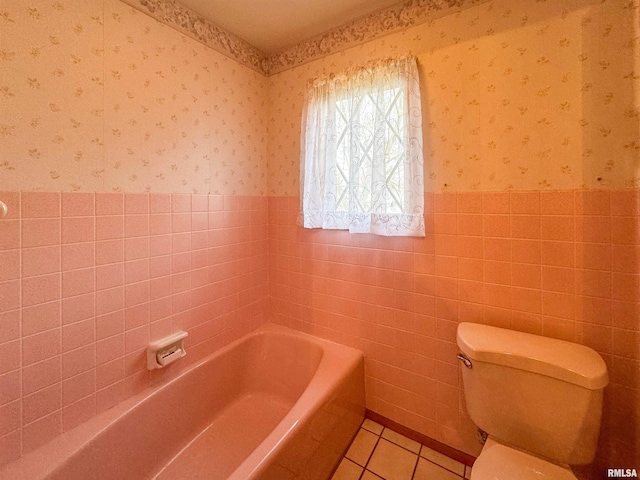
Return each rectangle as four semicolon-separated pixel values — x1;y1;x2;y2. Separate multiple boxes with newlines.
456;323;609;390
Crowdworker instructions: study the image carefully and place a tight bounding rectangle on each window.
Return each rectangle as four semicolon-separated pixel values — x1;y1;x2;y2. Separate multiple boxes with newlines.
299;56;425;236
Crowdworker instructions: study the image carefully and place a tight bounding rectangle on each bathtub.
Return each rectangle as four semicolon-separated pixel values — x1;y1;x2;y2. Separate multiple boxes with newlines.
0;323;365;480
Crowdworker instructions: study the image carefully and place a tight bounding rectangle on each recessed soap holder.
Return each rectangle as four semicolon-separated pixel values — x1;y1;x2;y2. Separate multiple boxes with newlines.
147;331;188;370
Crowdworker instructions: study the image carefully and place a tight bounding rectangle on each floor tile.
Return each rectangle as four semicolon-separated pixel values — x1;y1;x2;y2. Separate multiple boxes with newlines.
414;458;462;480
420;445;465;476
331;458;363;480
367;438;418;480
382;428;421;454
336;421;470;480
345;428;378;466
362;471;385;480
362;418;384;435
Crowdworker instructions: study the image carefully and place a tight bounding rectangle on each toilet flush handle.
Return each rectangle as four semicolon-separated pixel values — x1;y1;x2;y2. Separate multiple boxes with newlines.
457;353;473;369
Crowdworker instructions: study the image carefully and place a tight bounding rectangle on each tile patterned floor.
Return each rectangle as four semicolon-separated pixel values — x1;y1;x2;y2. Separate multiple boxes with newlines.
332;420;472;480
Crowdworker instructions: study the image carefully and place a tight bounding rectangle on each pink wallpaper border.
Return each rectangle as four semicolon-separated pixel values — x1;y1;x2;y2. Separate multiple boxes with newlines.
266;0;488;75
119;0;490;76
119;0;266;73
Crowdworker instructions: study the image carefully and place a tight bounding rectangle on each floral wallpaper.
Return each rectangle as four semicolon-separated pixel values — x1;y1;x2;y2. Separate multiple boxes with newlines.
0;0;269;195
267;0;640;195
0;0;104;192
1;0;638;194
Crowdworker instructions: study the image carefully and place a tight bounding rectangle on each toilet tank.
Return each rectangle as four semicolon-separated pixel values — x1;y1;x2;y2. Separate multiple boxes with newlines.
456;323;609;466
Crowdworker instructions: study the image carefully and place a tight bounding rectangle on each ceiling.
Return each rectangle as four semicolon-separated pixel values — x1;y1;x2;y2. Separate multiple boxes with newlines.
177;0;405;54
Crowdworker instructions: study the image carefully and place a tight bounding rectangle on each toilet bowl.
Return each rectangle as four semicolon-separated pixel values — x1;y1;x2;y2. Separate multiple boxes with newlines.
456;323;609;480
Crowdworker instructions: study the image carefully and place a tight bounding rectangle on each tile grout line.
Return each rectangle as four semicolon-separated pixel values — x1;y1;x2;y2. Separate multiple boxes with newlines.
357;427;382;479
344;422;467;480
365;425;419;480
377;429;422;480
409;441;420;480
418;451;467;479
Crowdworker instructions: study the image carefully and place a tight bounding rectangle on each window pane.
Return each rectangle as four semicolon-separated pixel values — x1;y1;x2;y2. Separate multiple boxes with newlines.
335;87;405;214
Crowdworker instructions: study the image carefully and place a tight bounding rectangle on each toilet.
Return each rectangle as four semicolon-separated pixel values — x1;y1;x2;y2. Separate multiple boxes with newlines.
456;322;609;480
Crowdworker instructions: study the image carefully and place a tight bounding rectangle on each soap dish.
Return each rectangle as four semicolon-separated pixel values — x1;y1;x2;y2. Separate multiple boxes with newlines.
146;331;188;370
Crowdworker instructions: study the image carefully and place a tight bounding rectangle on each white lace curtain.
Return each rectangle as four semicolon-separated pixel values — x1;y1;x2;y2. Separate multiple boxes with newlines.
299;55;425;236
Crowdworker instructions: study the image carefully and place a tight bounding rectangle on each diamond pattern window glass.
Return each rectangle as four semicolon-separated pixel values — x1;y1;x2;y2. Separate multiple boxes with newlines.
300;56;425;236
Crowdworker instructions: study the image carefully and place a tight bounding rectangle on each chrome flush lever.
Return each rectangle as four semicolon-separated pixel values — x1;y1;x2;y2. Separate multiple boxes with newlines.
457;353;473;369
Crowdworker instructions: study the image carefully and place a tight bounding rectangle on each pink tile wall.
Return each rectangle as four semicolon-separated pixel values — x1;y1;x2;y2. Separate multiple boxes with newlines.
0;192;269;466
0;188;636;473
268;190;640;475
